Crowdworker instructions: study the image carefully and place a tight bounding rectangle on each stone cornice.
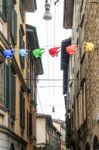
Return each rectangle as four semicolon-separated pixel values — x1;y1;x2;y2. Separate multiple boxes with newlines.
0;125;27;145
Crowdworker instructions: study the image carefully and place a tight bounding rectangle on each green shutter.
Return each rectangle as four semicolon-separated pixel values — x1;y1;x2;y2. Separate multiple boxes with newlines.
4;65;11;109
10;9;17;44
19;29;25;69
2;0;7;20
11;73;16;119
29;112;32;136
20;90;22;127
20;90;25;129
23;97;25;128
20;0;25;22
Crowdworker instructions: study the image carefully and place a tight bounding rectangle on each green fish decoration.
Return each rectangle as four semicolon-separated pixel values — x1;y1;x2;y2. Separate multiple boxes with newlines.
32;48;45;58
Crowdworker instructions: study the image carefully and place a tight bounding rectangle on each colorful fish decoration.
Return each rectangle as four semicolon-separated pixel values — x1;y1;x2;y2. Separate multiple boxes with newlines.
2;49;14;59
49;47;60;57
66;44;77;55
19;49;28;57
84;42;94;52
32;48;45;58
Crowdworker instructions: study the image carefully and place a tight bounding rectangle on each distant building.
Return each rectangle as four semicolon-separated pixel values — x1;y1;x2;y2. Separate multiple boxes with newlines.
36;113;61;150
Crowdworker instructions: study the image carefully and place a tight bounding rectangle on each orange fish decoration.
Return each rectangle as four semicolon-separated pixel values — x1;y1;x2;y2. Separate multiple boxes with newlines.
66;44;77;55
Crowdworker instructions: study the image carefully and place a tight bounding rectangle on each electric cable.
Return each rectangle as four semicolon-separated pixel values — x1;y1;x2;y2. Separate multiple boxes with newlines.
45;18;51;106
37;88;44;113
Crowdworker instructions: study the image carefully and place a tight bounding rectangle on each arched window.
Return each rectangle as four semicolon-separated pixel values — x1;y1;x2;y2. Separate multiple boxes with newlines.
85;143;90;150
93;136;98;150
10;143;15;150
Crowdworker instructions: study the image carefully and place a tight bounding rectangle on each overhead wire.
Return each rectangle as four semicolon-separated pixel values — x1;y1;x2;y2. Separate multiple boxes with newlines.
37;88;44;113
45;20;51;106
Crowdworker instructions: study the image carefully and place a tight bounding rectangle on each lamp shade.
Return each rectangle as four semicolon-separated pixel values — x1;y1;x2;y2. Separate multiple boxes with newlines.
43;11;52;20
43;2;52;20
66;45;77;55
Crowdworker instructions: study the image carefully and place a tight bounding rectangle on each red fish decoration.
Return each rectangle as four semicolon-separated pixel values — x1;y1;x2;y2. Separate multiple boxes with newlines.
49;47;60;57
66;44;77;55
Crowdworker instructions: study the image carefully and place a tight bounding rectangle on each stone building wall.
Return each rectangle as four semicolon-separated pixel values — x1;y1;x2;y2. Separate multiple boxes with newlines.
81;0;99;149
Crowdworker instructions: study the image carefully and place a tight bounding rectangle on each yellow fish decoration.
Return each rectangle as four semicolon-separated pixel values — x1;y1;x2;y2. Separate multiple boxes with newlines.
84;42;95;52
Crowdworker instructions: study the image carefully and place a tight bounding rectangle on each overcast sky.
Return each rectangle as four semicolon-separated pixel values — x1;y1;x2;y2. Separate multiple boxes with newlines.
26;0;71;121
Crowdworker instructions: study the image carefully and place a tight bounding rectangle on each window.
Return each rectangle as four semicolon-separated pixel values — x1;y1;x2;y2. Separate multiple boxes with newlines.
0;63;5;106
19;28;25;69
4;64;16;119
0;0;7;20
27;110;32;136
20;0;25;22
10;9;17;44
10;143;15;150
20;88;25;129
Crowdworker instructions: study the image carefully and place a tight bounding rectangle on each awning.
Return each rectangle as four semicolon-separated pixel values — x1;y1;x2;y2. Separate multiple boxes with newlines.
60;38;71;94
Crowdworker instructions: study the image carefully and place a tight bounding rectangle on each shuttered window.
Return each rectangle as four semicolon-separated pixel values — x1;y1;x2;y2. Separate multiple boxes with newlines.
20;89;25;129
20;0;25;22
27;110;29;135
4;65;16;119
27;111;32;136
5;64;10;109
0;63;5;106
10;72;16;119
10;9;17;45
19;28;25;69
0;0;7;19
29;112;32;136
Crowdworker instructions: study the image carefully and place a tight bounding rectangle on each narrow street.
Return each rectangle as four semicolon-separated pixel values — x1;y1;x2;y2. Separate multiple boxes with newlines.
0;0;99;150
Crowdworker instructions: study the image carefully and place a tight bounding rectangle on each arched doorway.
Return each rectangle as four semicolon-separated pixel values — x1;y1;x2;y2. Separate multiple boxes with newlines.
93;136;99;150
10;143;15;150
85;143;90;150
78;147;81;150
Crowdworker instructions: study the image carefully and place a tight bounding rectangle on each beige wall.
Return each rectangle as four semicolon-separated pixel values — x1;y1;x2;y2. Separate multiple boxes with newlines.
36;118;46;144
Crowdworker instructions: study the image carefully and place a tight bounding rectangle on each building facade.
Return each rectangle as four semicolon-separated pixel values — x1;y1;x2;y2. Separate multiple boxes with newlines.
53;119;66;150
0;0;43;150
63;0;99;150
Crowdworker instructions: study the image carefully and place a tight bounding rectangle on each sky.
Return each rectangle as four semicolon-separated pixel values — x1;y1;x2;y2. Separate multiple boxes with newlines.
26;0;71;121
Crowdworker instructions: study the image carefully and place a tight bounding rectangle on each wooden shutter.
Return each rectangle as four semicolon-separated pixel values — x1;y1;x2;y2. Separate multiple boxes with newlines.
19;29;25;69
20;90;25;129
0;64;4;105
11;73;16;119
27;110;29;135
20;0;25;22
4;65;11;109
10;9;17;44
29;112;32;136
2;0;7;20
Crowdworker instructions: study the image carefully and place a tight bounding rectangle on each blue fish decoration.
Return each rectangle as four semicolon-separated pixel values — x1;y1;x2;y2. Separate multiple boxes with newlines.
2;49;14;59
